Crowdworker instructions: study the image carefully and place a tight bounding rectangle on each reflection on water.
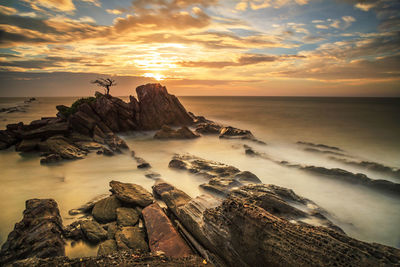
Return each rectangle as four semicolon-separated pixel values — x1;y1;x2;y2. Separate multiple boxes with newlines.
0;96;399;257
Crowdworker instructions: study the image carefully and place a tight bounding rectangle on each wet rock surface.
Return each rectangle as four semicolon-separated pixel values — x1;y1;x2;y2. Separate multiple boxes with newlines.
154;125;200;139
142;203;193;258
0;199;65;265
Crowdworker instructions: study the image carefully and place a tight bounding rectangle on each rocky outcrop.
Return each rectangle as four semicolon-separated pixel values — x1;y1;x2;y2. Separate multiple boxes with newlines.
0;199;65;265
142;203;193;258
168;154;260;196
155;182;400;267
109;180;154;207
195;122;222;134
136;83;193;130
154;125;200;139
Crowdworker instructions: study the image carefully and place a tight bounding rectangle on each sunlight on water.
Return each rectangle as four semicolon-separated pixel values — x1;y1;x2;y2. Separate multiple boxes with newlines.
0;96;399;257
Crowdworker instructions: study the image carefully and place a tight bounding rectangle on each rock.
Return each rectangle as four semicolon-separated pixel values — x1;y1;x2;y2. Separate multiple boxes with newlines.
219;126;254;139
40;153;63;164
15;138;41;152
107;222;118;239
80;220;108;244
97;239;118;256
135;157;151;169
233;171;261;183
21;122;69;139
68;193;109;216
297;141;343;151
136;83;194;130
194;122;222;134
0;129;17;149
152;182;192;216
200;177;242;196
92;195;121;223
142;203;193;257
102;147;114;156
104;133;129;152
164;184;400;267
109;180;153;207
154;125;200;139
64;221;83;240
115;226;149;252
117;207;140;227
145;171;161;179
0;199;64;265
45;136;86;160
75;141;104;151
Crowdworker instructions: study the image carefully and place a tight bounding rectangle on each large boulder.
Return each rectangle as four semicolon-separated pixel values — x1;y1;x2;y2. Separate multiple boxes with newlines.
0;199;65;265
136;83;194;130
142;203;193;258
109;180;153;207
116;207;140;227
154;125;200;139
92;195;121;223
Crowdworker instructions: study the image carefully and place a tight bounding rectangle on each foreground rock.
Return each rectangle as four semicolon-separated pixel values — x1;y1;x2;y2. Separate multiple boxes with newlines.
155;182;400;267
169;154;261;196
0;199;65;265
154;125;200;139
80;220;108;243
110;180;153;207
92;195;121;223
115;226;149;252
142;203;193;258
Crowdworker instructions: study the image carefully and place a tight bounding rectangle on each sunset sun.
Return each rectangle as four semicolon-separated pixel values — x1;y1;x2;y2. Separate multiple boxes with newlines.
143;73;165;81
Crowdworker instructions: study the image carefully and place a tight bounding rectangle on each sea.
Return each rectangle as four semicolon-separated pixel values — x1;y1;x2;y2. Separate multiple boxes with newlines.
0;96;399;257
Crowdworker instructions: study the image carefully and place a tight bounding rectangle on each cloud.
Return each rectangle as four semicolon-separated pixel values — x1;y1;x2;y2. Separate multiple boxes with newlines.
354;3;376;12
21;0;76;12
315;24;329;29
106;9;123;15
80;0;101;7
0;5;17;15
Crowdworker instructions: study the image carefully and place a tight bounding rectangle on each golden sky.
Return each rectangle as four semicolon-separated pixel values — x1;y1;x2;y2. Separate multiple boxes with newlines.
0;0;399;96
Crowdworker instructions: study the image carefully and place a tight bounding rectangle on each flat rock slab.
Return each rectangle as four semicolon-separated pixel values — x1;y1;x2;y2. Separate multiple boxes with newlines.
110;180;153;207
92;195;121;223
80;220;107;244
117;207;140;226
115;226;149;252
142;203;193;258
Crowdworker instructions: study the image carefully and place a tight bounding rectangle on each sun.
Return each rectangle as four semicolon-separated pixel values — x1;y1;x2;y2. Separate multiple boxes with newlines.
143;73;165;81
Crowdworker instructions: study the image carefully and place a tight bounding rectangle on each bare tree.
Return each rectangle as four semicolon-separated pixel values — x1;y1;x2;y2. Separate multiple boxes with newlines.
91;78;116;95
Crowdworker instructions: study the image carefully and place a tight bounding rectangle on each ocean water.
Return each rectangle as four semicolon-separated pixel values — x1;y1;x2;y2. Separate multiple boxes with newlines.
0;96;399;257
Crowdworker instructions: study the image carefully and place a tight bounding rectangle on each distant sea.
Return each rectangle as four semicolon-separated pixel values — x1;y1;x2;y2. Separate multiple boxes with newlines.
1;96;399;257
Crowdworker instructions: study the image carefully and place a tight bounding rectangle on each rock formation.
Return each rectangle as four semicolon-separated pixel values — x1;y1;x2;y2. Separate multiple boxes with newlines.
154;125;200;139
0;199;65;265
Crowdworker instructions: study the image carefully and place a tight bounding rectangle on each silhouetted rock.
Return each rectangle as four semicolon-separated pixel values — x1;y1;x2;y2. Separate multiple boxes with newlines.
0;199;64;265
154;125;200;139
136;83;193;130
142;203;193;258
109;180;153;207
0;130;17;149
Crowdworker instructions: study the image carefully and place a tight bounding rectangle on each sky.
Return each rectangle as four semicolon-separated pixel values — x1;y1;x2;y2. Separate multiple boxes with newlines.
0;0;399;96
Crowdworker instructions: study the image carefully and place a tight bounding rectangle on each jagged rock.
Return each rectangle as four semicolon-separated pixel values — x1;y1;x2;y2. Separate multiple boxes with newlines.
219;126;254;140
0;199;64;265
135;157;151;169
297;141;342;151
117;207;140;227
45;136;86;160
136;83;194;130
0;130;17;149
160;183;400;267
154;125;200;139
104;133;129;152
21;122;69;139
97;239;118;256
40;153;63;164
109;180;153;207
142;203;193;257
80;220;108;244
75;141;104;151
194;122;222;134
115;226;149;252
233;171;261;183
68;193;109;216
15;138;41;152
92;195;121;223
